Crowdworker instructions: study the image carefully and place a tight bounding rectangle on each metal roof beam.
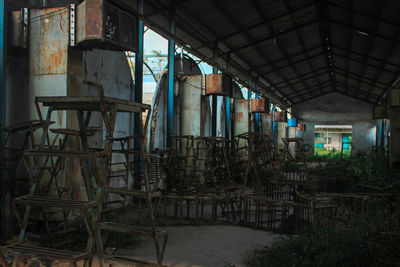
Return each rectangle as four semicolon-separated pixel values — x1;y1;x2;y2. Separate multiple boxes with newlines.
335;86;377;104
282;0;325;95
247;0;312;98
334;67;387;89
211;0;301;102
196;1;316;50
332;44;400;69
274;68;329;87
329;18;400;44
315;0;337;91
254;44;323;69
336;81;381;99
226;18;318;54
261;51;325;75
286;80;331;97
292;90;334;104
332;51;396;74
327;0;399;29
353;0;387;100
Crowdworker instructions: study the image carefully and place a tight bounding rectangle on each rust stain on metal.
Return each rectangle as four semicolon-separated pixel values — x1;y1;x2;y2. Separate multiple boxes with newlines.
274;111;287;122
251;98;268;113
236;112;244;122
297;124;306;131
85;0;103;38
205;73;231;96
205;73;222;95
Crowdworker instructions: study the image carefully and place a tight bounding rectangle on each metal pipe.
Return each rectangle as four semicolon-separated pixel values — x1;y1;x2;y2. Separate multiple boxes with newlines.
167;8;175;144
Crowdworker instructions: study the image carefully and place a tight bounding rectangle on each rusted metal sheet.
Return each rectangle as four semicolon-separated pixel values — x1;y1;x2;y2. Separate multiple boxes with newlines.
205;73;232;96
29;7;69;131
297;123;306;131
30;8;69;76
77;0;103;41
274;111;287;122
251;98;269;113
76;0;138;51
373;105;388;119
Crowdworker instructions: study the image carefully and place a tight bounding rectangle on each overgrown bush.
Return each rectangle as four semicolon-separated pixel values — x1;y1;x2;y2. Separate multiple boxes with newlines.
242;197;400;267
347;150;392;183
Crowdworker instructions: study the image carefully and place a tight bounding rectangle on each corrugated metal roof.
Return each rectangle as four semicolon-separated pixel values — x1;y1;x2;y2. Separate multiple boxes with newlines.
123;0;400;106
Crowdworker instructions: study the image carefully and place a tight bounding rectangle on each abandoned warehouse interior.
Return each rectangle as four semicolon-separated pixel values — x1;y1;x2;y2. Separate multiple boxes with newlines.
1;0;400;266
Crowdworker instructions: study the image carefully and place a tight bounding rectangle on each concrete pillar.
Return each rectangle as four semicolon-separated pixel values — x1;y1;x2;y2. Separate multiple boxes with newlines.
288;126;296;158
277;122;286;151
261;113;273;137
390;108;400;167
234;99;249;160
180;75;201;136
233;99;249;136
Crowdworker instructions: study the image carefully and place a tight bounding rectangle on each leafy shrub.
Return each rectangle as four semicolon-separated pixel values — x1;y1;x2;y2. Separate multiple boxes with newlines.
242;197;400;267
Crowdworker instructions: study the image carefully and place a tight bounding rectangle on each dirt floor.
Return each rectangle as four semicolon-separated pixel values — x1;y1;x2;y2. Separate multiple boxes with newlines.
115;225;280;267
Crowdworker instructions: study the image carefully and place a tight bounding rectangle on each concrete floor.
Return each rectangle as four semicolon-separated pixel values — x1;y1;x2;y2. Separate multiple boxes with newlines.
114;225;280;267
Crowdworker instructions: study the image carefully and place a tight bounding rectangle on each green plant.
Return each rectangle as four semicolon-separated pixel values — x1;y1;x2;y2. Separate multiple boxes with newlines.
347;150;391;183
243;197;400;267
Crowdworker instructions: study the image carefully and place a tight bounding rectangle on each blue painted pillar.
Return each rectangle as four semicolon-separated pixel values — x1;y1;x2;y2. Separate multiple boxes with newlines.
133;0;144;183
254;78;259;133
225;53;231;139
0;0;6;165
248;74;252;100
248;74;252;134
379;120;384;151
134;0;144;133
0;0;6;237
167;8;175;144
211;44;218;137
272;105;276;144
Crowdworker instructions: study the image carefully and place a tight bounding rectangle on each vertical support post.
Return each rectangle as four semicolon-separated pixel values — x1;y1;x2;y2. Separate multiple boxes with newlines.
134;0;144;133
167;8;175;145
133;0;144;182
379;120;384;151
248;74;252;134
272;105;276;144
211;44;218;137
254;78;259;133
225;53;231;139
248;74;252;99
0;0;7;235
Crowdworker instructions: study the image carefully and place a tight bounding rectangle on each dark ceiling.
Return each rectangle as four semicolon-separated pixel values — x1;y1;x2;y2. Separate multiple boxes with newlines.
131;0;400;106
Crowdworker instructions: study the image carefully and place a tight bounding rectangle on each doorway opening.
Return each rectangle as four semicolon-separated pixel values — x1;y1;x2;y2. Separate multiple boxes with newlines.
314;125;352;159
